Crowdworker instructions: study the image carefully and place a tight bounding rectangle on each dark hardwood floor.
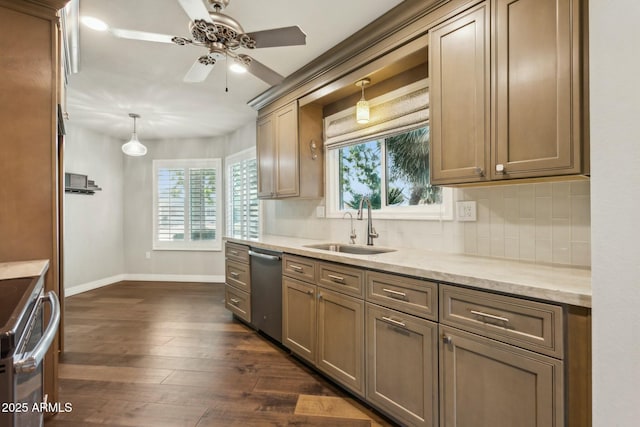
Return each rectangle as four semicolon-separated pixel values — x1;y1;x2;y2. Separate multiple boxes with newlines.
45;281;396;427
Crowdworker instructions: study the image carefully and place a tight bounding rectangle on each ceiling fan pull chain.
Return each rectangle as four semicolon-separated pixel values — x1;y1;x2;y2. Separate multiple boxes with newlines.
225;52;229;92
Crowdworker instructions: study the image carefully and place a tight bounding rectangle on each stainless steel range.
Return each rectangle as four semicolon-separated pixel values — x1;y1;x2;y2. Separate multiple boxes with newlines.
0;271;60;427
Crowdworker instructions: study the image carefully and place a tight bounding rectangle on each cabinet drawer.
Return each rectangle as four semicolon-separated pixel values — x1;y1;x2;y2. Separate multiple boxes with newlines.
225;285;251;323
318;262;364;298
225;242;250;263
225;259;250;292
440;284;563;358
366;271;438;321
283;254;316;282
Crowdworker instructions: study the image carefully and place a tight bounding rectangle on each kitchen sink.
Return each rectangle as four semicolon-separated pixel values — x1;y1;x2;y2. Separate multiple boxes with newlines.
304;243;396;255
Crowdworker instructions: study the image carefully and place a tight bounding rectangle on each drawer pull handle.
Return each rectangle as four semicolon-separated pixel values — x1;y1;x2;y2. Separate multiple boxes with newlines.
327;274;345;282
229;250;239;255
382;288;406;299
381;316;406;328
470;310;510;323
230;272;240;278
290;264;304;272
229;298;240;306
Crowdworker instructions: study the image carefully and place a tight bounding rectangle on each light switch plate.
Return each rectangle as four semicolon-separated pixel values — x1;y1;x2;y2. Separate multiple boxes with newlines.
456;201;477;221
316;206;325;218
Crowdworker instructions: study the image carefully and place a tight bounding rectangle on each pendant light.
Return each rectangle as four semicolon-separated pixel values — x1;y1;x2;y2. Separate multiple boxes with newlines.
355;78;371;124
122;113;147;156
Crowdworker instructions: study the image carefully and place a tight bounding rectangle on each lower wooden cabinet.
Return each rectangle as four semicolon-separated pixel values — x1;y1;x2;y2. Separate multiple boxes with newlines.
224;284;251;323
366;303;439;427
282;276;317;364
317;288;365;397
439;325;564;427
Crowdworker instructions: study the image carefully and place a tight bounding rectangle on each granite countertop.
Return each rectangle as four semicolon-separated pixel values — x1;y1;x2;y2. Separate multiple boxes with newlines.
225;235;592;308
0;259;49;281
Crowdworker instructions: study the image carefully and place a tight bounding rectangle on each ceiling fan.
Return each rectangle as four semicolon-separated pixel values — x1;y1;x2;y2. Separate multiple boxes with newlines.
108;0;307;86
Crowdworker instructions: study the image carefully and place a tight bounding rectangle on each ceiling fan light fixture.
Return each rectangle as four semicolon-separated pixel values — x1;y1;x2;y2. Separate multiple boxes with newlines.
122;113;147;157
81;16;109;32
355;78;371;124
229;62;247;73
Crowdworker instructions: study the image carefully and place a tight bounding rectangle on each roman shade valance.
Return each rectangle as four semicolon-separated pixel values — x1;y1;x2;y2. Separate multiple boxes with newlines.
323;79;429;148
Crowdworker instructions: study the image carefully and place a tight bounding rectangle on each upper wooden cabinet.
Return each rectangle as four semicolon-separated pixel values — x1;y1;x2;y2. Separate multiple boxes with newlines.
430;0;587;185
430;3;490;185
256;100;323;199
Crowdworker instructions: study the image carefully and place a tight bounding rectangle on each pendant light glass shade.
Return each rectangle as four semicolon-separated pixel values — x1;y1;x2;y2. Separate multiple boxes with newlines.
122;113;147;156
355;78;371;124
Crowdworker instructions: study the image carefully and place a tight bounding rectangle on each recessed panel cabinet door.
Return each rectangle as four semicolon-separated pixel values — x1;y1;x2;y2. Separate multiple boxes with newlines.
492;0;582;179
366;303;438;427
430;3;490;185
317;288;365;397
274;101;299;197
440;325;564;427
282;277;316;363
256;114;275;198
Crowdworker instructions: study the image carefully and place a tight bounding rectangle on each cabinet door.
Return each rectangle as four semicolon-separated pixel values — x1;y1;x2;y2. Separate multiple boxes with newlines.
440;325;563;427
256;114;275;198
492;0;582;179
274;101;299;197
430;3;489;185
317;288;365;397
366;303;438;427
282;276;316;363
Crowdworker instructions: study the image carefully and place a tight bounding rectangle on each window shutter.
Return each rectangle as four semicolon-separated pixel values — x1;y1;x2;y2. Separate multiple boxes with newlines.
156;167;185;242
226;153;259;239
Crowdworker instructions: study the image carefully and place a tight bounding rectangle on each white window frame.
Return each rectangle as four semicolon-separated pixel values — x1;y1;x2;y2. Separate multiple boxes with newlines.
325;130;453;221
225;148;261;239
152;158;222;251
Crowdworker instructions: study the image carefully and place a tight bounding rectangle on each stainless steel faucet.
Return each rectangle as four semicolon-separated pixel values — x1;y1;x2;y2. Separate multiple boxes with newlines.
342;212;357;244
357;196;379;246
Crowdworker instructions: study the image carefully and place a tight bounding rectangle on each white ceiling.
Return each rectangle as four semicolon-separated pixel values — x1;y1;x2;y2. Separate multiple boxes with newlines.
67;0;405;141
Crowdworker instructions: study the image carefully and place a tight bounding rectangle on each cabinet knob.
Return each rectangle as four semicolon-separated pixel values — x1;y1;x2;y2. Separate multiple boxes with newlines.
442;335;452;345
495;164;506;174
474;167;485;177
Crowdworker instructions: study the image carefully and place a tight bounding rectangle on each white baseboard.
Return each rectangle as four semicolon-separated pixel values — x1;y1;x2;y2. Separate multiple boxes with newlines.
65;274;127;297
124;274;225;283
64;274;225;297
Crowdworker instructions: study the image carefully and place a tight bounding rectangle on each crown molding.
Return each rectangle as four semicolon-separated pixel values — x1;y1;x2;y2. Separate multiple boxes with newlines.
247;0;449;111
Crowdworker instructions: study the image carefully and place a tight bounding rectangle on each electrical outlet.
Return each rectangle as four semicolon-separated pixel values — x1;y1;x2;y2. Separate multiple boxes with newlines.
456;201;477;221
316;206;325;218
145;251;151;259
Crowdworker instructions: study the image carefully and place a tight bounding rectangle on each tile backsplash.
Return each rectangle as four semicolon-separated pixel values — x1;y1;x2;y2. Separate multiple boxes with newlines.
262;180;591;267
457;180;590;266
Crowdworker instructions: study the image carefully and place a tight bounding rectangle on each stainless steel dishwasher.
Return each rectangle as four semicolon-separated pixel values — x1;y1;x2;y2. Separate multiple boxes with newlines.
248;247;282;342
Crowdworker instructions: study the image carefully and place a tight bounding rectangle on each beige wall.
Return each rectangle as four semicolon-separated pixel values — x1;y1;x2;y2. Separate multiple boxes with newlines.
263;180;591;267
64;126;125;291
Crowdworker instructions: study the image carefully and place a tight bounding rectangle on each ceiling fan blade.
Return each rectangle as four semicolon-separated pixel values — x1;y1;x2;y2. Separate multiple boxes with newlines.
245;56;284;86
184;59;214;82
246;26;307;48
110;28;175;44
177;0;212;22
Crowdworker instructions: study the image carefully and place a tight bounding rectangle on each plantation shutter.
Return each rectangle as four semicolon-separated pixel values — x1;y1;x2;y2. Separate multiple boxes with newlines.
156;167;185;242
227;153;259;239
153;159;222;250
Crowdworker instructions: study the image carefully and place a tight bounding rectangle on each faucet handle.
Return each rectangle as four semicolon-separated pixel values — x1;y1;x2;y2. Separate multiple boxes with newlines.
369;227;379;239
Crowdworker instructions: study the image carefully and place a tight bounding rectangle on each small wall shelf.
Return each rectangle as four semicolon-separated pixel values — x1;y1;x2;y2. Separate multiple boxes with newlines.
64;172;102;195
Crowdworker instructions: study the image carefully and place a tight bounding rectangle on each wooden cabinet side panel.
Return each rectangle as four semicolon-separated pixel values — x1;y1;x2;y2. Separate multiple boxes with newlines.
430;3;490;184
256;115;275;198
492;0;581;178
274;102;299;197
440;325;564;427
566;306;591;427
298;103;324;198
282;277;316;363
0;4;60;405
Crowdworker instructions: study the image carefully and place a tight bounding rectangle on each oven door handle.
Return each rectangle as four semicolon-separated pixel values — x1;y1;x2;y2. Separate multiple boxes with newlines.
14;291;61;374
